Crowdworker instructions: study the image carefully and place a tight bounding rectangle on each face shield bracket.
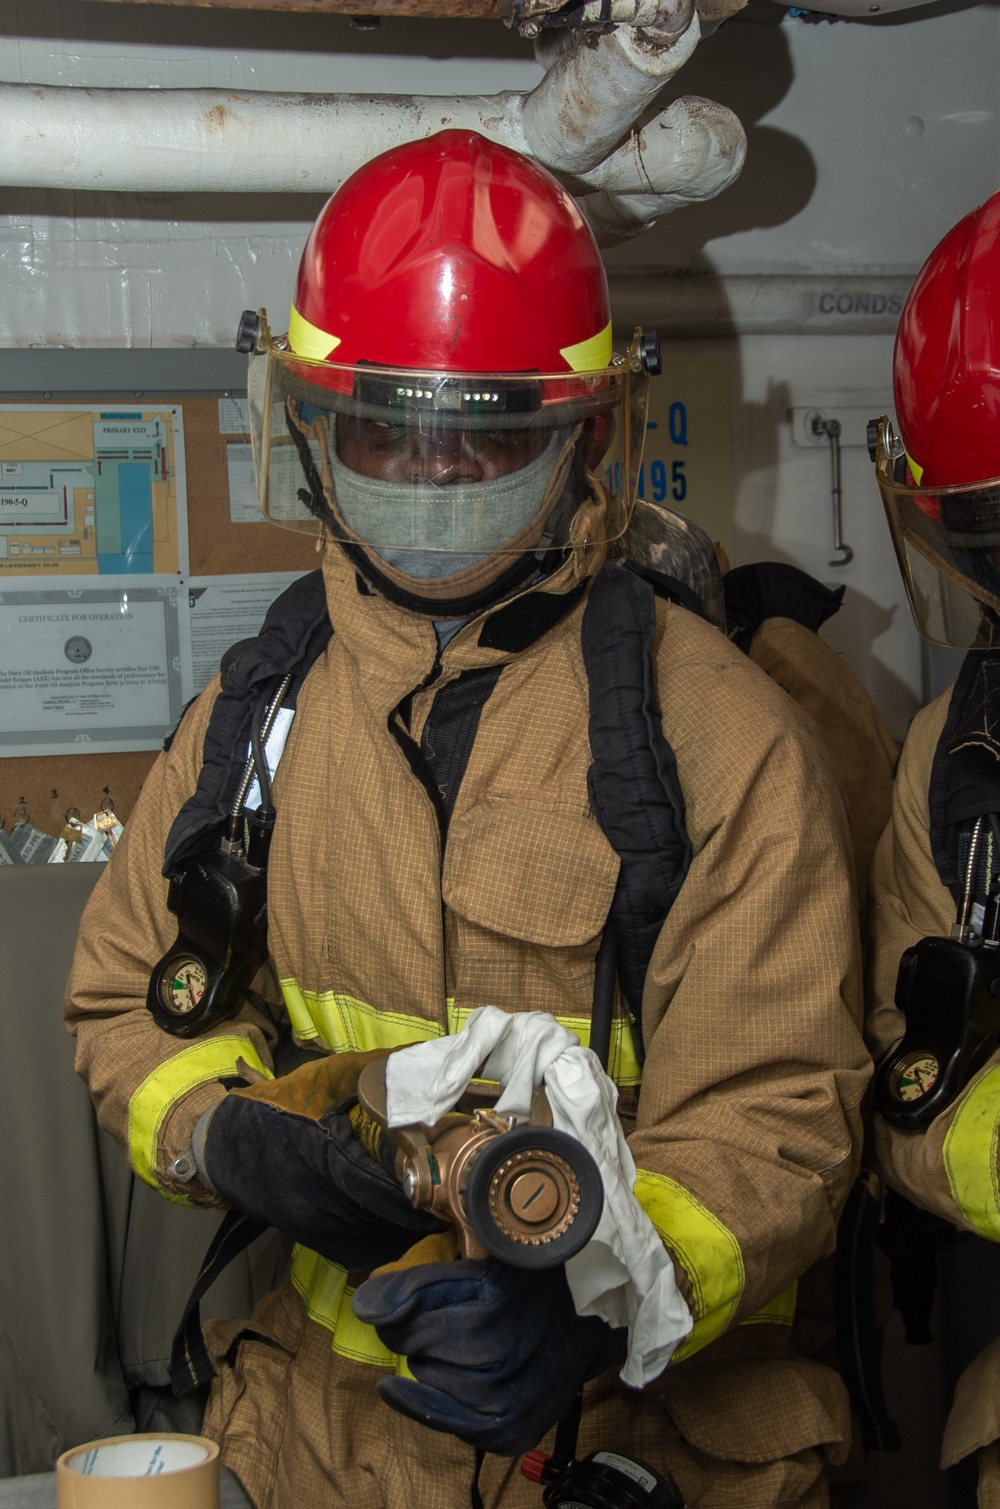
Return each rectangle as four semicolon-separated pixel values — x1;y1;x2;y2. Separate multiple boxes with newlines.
241;311;653;561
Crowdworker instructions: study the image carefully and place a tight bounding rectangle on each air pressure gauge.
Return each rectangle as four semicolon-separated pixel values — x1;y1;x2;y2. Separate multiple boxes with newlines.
888;1052;940;1105
159;957;208;1019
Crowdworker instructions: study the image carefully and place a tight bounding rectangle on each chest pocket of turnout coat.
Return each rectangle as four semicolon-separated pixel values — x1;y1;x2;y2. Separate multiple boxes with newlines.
442;801;620;1015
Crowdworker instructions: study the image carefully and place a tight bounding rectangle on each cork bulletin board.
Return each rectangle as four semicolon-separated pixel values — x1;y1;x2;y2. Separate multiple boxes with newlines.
1;352;318;841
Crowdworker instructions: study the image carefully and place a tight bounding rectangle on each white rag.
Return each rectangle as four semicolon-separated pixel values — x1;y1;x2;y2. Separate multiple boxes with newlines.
384;1004;693;1386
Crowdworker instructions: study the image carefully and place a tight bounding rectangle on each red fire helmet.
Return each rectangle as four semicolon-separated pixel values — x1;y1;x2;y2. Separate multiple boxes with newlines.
287;128;613;382
872;192;1000;649
242;130;653;564
894;190;1000;492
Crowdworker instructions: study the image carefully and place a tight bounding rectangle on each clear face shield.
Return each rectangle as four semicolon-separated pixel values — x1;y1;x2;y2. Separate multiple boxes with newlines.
873;415;1000;651
244;312;650;569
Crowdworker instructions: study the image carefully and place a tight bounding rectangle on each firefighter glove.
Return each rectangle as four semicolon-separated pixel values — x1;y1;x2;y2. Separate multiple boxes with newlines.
350;1254;626;1455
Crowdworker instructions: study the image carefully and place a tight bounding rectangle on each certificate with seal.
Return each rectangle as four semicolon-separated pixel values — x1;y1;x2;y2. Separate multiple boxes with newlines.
0;576;191;755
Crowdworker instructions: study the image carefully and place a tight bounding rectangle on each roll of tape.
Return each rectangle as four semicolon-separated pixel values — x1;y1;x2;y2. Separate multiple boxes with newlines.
56;1433;220;1508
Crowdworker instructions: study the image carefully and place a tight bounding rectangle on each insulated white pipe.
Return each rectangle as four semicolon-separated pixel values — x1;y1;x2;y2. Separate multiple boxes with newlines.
0;25;742;209
0;275;914;348
580;97;745;196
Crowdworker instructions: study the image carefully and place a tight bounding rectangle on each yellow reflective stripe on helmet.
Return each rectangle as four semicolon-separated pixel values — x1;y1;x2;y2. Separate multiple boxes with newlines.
280;980;641;1086
560;320;613;374
288;304;342;363
740;1281;797;1328
943;1063;1000;1240
292;1246;415;1372
905;450;924;485
634;1168;745;1362
127;1037;271;1197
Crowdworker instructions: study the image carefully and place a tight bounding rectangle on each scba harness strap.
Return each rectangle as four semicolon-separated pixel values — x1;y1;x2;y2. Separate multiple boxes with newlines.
929;647;1000;903
163;569;333;876
874;646;1000;1133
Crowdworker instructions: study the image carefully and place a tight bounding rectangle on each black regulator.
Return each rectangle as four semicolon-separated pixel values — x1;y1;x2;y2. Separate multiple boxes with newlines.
874;813;1000;1128
147;675;292;1037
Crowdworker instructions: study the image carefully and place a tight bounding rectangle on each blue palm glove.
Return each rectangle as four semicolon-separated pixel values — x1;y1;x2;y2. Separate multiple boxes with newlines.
350;1255;626;1455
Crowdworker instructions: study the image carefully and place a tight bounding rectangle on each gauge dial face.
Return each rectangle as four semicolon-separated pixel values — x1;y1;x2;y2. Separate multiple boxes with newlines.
161;957;207;1016
891;1052;940;1103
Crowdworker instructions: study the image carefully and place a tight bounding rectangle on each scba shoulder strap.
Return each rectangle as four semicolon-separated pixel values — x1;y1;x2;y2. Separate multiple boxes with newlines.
929;647;1000;903
162;569;332;877
582;562;692;1060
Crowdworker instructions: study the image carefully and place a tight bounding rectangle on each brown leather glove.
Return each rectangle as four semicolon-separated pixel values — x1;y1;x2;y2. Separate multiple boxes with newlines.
199;1045;445;1272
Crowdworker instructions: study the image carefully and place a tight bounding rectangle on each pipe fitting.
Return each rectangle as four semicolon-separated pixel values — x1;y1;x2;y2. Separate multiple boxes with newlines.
576;96;746;200
518;13;702;174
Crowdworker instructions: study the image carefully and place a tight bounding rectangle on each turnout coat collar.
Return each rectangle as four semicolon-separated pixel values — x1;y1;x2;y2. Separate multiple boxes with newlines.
318;537;602;710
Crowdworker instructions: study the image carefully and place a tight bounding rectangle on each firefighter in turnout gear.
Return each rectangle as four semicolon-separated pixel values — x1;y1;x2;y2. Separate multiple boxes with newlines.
66;130;869;1508
867;189;1000;1502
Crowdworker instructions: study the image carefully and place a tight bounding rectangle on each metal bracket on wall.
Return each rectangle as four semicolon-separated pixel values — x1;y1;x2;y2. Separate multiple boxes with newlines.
789;404;889;570
811;414;852;567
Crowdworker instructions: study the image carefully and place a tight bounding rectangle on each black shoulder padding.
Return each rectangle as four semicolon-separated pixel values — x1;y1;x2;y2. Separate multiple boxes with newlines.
724;562;844;654
582;563;691;1050
162;570;333;876
929;649;1000;901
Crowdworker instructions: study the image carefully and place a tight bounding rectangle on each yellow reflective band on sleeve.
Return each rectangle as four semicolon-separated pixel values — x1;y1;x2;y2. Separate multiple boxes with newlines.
740;1281;797;1328
291;1246;416;1373
288;304;342;363
280;981;641;1086
127;1037;271;1198
560;321;613;375
943;1063;1000;1240
634;1168;745;1363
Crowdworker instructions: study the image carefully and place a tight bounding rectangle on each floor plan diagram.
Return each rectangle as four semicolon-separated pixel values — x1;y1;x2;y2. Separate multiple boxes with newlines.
0;406;187;576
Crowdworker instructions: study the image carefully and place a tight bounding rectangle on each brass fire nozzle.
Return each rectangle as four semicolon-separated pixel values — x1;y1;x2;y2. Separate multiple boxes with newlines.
356;1059;603;1269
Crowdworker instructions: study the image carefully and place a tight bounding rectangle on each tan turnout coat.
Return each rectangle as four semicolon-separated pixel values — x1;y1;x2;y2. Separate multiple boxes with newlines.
66;541;869;1508
868;691;1000;1496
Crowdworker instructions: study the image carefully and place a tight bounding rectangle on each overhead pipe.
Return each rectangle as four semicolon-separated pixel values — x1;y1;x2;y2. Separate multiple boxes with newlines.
0;80;741;199
576;94;744;245
0;275;915;350
0;10;744;246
